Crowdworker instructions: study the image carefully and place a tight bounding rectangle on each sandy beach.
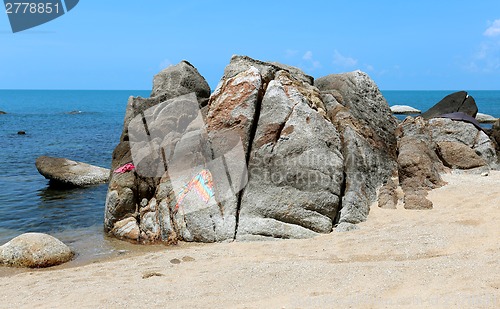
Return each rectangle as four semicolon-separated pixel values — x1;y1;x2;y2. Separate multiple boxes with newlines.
1;171;498;309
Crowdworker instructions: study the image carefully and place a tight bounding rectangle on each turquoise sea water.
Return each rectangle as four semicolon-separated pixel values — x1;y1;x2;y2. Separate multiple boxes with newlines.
0;90;498;253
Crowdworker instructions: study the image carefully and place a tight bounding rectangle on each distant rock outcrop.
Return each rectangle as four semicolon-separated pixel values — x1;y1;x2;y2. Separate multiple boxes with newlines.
476;113;498;124
0;233;73;268
36;156;110;187
391;105;421;115
421;91;478;119
0;110;6;115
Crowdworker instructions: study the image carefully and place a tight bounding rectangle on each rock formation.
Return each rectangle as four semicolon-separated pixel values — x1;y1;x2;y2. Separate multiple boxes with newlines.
394;115;498;209
391;105;421;115
315;71;398;225
36;156;110;187
476;113;498;124
104;56;398;243
0;233;73;268
421;91;478;119
0;110;6;115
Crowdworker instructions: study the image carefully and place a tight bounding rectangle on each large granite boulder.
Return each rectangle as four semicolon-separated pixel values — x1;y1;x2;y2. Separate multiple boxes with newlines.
35;156;110;187
421;91;478;119
0;233;73;268
237;69;344;240
315;70;398;225
105;56;399;243
104;61;211;234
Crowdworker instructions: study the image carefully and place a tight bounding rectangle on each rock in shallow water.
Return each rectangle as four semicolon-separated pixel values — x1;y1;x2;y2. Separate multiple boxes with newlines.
36;156;110;187
0;233;73;268
390;105;421;115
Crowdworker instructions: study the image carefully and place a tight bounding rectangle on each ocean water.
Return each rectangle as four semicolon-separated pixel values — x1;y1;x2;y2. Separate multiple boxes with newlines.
0;90;149;259
0;90;498;260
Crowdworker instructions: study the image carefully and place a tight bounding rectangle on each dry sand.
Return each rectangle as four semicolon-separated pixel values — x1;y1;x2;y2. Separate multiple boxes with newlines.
1;171;499;308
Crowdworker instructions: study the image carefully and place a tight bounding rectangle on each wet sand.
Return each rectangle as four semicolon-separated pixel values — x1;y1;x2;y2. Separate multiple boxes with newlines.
0;171;499;308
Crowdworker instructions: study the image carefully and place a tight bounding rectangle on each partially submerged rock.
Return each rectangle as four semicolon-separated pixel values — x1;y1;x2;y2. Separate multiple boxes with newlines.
0;110;6;115
36;156;110;187
476;113;498;124
391;105;421;115
0;233;73;268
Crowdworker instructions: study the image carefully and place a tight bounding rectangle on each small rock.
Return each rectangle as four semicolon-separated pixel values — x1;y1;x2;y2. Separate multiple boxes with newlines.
475;113;498;124
111;217;140;241
335;222;360;232
404;194;433;210
17;131;26;135
142;272;164;279
182;256;195;262
0;110;6;115
67;110;82;115
390;105;421;115
170;258;181;264
0;233;73;268
481;172;489;177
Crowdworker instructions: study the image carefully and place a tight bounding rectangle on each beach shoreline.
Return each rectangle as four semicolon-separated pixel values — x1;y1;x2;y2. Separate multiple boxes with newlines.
0;171;498;308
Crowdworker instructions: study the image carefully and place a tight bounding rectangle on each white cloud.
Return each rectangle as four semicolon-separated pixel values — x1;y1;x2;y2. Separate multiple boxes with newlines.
285;49;298;58
333;50;358;67
159;59;172;70
302;51;313;61
299;50;322;70
465;41;500;73
484;19;500;37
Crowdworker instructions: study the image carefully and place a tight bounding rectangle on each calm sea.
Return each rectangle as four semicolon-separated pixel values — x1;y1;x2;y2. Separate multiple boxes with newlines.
0;90;498;259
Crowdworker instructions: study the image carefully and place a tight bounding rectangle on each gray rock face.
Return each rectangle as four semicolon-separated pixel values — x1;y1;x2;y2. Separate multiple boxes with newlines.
475;113;498;124
421;91;478;119
104;61;211;234
35;156;110;187
151;61;211;106
315;71;398;224
237;70;344;240
104;56;400;243
0;233;73;268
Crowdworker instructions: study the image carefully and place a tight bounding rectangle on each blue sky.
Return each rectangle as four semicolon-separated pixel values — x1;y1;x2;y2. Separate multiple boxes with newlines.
0;1;499;90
